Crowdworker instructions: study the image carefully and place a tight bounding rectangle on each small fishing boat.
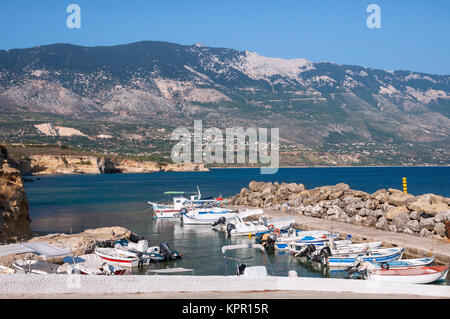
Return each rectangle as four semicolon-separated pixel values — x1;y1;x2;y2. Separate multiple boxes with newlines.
276;233;343;250
114;239;181;261
323;247;404;267
148;187;223;219
346;257;435;274
59;254;126;275
182;207;238;225
222;243;275;277
219;209;295;236
366;265;448;284
94;247;154;267
12;259;58;274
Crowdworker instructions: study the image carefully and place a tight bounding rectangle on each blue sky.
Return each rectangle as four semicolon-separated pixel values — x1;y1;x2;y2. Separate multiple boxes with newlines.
0;0;449;74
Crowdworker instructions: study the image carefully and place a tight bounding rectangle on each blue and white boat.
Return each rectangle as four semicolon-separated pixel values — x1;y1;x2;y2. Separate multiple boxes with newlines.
181;207;238;225
371;257;434;270
326;247;404;267
275;232;341;251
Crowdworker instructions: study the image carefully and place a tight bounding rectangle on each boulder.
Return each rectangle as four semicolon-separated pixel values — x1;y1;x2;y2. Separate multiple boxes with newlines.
419;228;432;238
375;216;388;230
387;192;414;206
393;212;410;231
358;208;371;217
406;195;449;216
371;189;388;203
345;190;371;200
310;205;323;217
386;206;409;220
434;223;446;237
248;181;268;192
327;206;344;216
328;191;344;200
406;220;420;232
287;183;304;193
365;199;379;210
433;210;450;223
419;218;436;231
362;217;377;227
409;211;421;220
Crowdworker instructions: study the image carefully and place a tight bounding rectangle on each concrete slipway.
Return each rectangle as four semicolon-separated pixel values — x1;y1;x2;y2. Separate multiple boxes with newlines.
0;274;449;298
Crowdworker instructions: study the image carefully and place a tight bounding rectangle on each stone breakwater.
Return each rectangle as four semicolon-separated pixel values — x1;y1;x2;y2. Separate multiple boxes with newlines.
228;181;450;240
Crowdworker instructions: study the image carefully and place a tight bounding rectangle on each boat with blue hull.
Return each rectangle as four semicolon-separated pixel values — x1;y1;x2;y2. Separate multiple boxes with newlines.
325;247;404;267
275;233;342;250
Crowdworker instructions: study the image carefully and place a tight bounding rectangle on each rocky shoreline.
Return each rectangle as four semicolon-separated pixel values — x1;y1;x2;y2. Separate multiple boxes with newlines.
0;146;32;242
228;181;450;240
0;226;134;266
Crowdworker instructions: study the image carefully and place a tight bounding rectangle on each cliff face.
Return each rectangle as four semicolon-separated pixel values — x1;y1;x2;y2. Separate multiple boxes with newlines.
0;146;32;242
162;163;209;172
16;154;209;175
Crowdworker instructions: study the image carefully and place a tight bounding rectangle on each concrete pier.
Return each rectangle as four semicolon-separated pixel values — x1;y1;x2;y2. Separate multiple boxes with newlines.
0;274;449;298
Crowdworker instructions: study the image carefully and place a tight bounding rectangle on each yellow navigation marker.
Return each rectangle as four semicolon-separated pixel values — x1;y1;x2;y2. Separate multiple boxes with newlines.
248;233;252;239
402;177;407;194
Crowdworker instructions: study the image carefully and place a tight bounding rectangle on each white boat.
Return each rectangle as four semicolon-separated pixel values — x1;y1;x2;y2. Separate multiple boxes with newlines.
275;229;335;243
94;247;153;268
182;207;238;225
222;243;275;277
366;265;448;284
275;232;342;250
12;259;58;274
114;239;181;261
289;241;383;256
325;247;404;267
59;254;126;275
222;209;295;236
372;257;435;270
148;187;223;219
346;257;435;274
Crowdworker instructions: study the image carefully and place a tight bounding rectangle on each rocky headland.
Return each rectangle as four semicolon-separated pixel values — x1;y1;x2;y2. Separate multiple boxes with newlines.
14;154;209;175
0;146;32;242
229;181;450;240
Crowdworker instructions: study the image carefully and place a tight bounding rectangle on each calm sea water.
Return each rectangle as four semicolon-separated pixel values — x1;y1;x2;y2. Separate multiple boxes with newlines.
24;167;449;283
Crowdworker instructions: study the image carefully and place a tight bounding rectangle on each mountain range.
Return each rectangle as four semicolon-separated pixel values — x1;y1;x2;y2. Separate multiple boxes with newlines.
0;41;449;165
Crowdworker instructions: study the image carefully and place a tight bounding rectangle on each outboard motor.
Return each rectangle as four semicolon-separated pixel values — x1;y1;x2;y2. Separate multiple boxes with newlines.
226;223;236;235
296;243;316;257
346;260;362;274
311;246;331;263
236;264;247;276
135;251;144;268
159;241;182;260
101;262;115;275
212;216;226;227
261;233;276;250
